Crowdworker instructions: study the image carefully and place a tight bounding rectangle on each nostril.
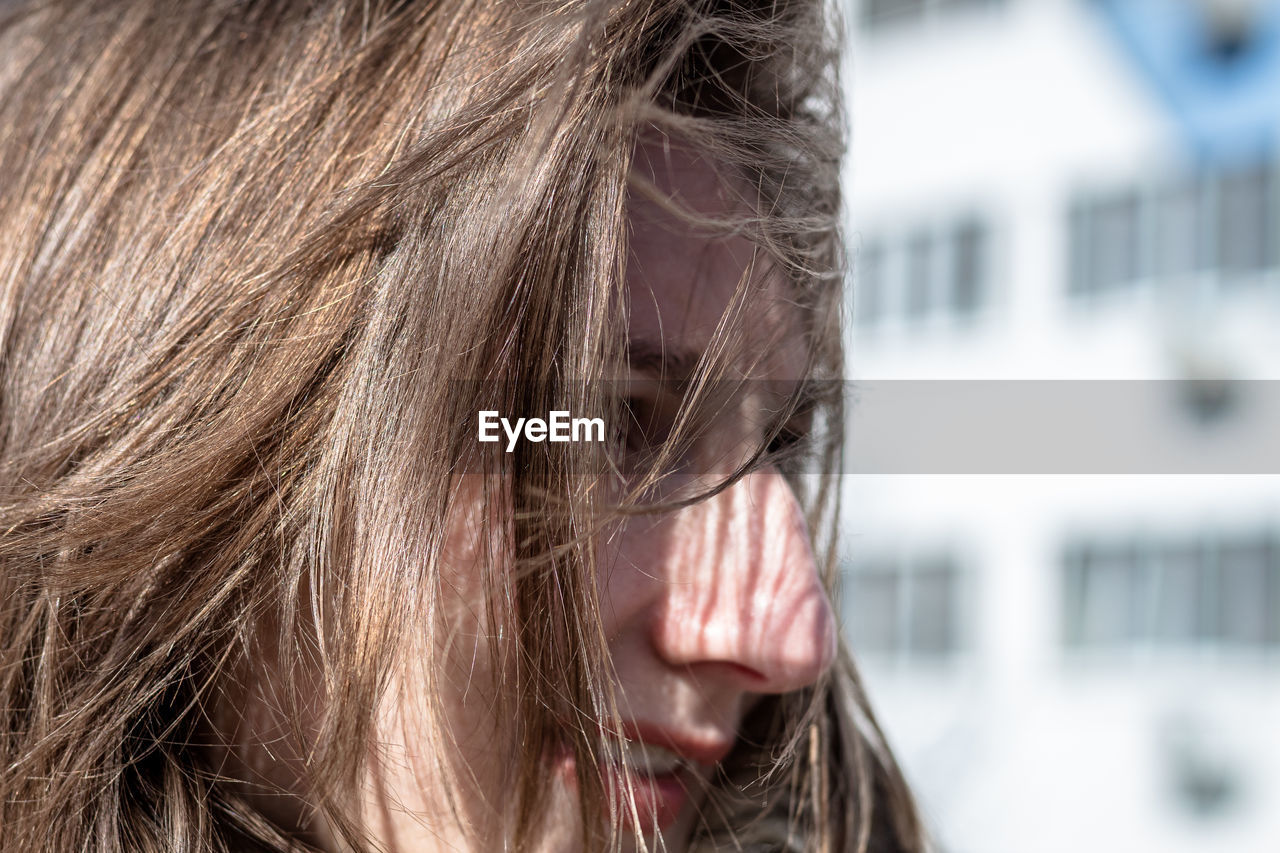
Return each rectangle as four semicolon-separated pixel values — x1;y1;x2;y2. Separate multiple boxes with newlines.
722;661;768;686
675;660;772;690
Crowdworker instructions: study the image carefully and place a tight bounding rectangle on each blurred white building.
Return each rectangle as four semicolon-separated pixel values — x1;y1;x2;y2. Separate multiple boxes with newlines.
838;2;1280;851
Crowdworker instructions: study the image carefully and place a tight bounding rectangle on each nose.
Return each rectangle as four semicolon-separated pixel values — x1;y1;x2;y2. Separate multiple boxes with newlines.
649;469;837;694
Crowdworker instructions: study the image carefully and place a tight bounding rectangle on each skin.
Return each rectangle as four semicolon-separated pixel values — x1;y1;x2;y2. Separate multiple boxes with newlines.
221;140;837;852
595;139;838;848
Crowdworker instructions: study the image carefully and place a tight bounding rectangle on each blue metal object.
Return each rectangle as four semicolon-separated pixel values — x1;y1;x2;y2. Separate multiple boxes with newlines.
1092;0;1280;166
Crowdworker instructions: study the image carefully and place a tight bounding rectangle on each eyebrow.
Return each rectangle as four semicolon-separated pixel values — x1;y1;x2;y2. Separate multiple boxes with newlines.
626;338;702;380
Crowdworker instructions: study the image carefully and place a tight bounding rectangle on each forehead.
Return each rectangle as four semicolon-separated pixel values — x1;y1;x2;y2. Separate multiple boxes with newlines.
625;139;805;380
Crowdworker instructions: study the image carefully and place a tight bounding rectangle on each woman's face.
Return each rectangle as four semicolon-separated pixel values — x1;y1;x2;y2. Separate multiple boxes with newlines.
329;143;837;852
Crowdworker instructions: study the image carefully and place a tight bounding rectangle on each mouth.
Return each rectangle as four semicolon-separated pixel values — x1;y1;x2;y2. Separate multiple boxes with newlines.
554;723;733;834
602;740;695;832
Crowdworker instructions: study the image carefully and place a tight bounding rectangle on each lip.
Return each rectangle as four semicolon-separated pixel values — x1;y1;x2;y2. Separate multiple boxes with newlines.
599;759;693;833
617;721;734;766
553;721;735;833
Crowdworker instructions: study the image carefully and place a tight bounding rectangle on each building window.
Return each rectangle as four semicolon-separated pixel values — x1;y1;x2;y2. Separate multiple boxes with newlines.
905;231;934;320
854;214;993;333
860;0;924;29
858;0;1005;31
1062;530;1280;651
842;553;962;660
1153;178;1204;278
950;217;987;315
1217;162;1274;277
1069;190;1142;296
1067;161;1279;299
855;239;886;326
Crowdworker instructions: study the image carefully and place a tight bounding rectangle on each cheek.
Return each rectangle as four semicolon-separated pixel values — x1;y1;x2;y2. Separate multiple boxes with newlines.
358;475;515;848
602;494;734;601
432;475;511;737
439;476;497;610
597;514;669;635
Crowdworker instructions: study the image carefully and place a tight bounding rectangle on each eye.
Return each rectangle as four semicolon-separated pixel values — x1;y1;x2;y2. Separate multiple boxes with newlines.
618;395;651;454
767;423;804;455
766;422;807;459
765;399;815;465
615;393;674;456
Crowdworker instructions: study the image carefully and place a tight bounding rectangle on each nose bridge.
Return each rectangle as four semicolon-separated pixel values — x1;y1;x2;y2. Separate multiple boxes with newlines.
653;470;837;694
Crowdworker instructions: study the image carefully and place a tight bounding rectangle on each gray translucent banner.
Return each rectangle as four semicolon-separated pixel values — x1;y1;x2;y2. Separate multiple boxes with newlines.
846;380;1280;474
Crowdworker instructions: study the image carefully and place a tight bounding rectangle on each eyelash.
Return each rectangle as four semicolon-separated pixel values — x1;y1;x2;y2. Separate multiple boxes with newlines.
767;423;805;456
615;395;814;463
617;396;661;454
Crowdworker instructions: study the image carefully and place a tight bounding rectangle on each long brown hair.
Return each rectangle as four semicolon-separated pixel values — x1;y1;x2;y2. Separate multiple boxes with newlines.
0;1;924;850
